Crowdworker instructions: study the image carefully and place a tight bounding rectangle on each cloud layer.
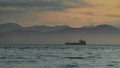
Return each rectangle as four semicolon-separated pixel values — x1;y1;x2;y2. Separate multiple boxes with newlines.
0;0;120;27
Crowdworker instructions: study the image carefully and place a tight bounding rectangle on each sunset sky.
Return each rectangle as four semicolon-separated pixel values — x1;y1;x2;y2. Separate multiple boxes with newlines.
0;0;120;27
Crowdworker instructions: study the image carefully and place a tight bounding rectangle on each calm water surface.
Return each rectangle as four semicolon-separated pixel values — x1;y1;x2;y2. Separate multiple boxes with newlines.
0;44;120;68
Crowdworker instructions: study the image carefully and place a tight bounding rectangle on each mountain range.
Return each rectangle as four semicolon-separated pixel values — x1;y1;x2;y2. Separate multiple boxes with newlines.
0;23;120;44
0;23;70;32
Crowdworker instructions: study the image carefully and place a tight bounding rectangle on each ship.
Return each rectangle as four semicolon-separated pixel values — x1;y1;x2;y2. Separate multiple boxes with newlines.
65;39;87;45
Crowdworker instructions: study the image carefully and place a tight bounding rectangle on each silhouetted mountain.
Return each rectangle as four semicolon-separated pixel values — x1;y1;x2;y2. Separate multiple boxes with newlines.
0;24;120;44
0;23;22;32
25;25;70;32
51;24;120;34
93;25;120;31
0;23;70;32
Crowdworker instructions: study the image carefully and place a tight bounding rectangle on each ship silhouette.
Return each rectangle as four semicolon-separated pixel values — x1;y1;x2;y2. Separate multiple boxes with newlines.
65;39;87;45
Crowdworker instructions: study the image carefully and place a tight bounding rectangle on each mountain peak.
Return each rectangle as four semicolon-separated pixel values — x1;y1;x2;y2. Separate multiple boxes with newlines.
94;24;118;29
0;23;22;27
0;23;22;32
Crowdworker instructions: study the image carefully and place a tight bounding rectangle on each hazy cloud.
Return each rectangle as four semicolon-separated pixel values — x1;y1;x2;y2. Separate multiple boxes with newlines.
107;14;120;18
83;12;95;16
0;0;120;27
0;0;97;11
0;0;61;7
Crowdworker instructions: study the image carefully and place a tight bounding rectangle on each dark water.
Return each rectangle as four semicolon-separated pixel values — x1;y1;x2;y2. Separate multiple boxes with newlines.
0;44;120;68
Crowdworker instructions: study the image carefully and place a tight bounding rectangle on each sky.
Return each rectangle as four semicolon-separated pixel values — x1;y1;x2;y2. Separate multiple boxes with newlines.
0;0;120;27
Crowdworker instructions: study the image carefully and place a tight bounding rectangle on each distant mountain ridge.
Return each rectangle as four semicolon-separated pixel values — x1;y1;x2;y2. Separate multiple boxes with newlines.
0;23;70;32
0;23;119;32
25;25;70;32
0;23;22;32
0;23;120;44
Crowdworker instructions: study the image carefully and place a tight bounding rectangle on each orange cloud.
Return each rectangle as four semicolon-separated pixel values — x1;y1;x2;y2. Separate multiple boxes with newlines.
20;0;120;27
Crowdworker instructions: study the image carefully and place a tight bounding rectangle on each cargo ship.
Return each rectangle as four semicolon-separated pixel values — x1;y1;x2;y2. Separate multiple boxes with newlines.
65;40;87;45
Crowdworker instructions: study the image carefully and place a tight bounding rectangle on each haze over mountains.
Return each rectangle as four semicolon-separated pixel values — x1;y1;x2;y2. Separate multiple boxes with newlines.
0;23;70;32
0;23;120;44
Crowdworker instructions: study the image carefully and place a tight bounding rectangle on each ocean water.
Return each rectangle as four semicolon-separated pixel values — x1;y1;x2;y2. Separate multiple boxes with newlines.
0;44;120;68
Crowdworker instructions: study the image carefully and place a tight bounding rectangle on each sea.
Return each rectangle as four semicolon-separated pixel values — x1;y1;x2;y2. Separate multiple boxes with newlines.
0;44;120;68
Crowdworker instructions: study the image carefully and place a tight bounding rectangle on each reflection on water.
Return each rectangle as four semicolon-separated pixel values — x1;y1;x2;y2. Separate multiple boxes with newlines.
0;44;120;68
